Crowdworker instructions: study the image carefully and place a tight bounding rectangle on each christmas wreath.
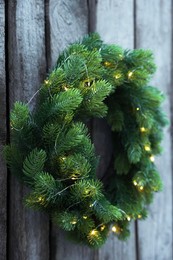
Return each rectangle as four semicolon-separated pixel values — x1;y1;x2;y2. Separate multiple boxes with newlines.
4;33;168;248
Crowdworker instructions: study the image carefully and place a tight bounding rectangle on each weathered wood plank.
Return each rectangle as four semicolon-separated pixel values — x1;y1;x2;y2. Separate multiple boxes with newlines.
135;1;172;260
96;0;134;49
0;1;7;259
95;1;137;260
47;1;97;259
48;0;88;69
8;1;49;259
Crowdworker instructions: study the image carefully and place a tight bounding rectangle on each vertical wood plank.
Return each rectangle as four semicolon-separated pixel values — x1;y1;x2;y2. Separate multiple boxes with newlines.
8;1;49;259
47;1;97;259
0;1;7;259
95;1;137;260
48;0;88;69
135;1;173;260
96;0;134;49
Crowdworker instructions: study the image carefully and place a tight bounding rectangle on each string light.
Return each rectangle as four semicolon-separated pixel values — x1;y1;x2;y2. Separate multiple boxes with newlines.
144;145;151;151
38;196;43;202
136;107;140;111
112;225;121;234
100;225;106;231
139;186;144;191
84;189;90;195
89;201;96;208
64;86;68;91
126;215;131;221
71;220;77;225
133;180;138;186
140;127;147;133
83;216;88;219
104;61;111;67
90;229;98;236
114;73;121;79
37;196;45;204
112;226;117;232
138;214;142;219
44;80;49;84
128;71;133;78
150;155;155;162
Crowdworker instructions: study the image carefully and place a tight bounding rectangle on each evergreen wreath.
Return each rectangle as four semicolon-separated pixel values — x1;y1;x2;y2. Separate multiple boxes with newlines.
4;33;168;248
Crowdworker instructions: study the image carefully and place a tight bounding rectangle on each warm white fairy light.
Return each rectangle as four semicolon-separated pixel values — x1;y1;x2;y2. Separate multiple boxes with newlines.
140;127;147;133
104;61;111;67
90;229;97;236
112;226;117;233
71;220;77;225
150;155;155;162
114;73;121;79
44;80;49;84
144;145;151;151
133;180;138;186
128;71;133;78
100;225;106;231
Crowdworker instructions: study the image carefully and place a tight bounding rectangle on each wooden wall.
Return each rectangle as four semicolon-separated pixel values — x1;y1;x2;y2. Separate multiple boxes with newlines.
0;0;172;259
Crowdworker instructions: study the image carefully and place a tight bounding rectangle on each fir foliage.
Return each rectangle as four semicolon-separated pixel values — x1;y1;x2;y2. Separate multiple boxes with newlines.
4;33;168;248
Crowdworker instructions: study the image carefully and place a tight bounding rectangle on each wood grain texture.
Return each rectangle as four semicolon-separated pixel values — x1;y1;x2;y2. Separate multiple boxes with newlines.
47;1;96;259
135;1;173;260
0;1;7;259
95;1;137;260
96;0;134;49
48;0;88;69
8;1;49;259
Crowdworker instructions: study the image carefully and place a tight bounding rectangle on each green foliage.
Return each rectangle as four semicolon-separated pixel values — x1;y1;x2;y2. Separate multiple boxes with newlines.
11;102;30;130
4;33;167;248
23;149;47;184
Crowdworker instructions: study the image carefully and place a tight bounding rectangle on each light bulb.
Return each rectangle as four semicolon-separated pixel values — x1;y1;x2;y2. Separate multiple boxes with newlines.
100;225;106;231
127;215;131;221
140;127;147;133
114;73;121;79
44;80;49;84
104;61;111;67
136;107;140;111
83;216;88;219
133;180;138;186
112;226;117;232
150;155;155;162
71;220;77;225
139;186;144;191
128;71;133;78
38;196;43;202
144;145;151;151
90;229;97;236
138;214;142;219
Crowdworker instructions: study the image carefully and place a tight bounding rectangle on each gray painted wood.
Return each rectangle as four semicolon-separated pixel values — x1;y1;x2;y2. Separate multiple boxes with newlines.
8;1;49;259
96;0;134;49
47;1;96;259
48;0;88;69
136;1;173;260
0;1;7;259
0;1;172;259
95;1;137;260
